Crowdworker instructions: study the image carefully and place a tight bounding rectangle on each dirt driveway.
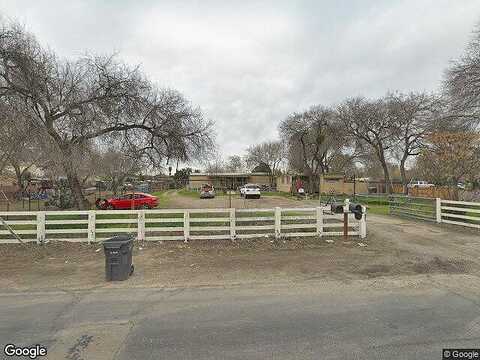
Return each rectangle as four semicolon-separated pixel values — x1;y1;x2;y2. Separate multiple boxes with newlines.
1;211;479;291
164;190;320;209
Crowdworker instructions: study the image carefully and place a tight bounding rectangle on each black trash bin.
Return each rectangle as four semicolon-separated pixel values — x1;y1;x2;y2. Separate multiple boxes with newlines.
103;234;135;281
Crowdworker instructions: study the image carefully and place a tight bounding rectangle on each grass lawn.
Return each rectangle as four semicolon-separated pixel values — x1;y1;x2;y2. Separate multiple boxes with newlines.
365;204;389;215
151;190;173;207
176;189;201;198
261;191;296;199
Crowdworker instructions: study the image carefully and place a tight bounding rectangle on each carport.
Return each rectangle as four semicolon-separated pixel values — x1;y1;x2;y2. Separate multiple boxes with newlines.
188;172;270;191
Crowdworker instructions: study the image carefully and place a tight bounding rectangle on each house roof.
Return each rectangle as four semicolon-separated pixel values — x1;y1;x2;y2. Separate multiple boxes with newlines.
322;174;345;179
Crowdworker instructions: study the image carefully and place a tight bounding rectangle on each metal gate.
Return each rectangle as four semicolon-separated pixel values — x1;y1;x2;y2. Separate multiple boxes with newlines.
388;195;436;222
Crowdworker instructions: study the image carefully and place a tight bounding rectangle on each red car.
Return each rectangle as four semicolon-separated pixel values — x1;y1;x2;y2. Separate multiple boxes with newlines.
96;192;158;210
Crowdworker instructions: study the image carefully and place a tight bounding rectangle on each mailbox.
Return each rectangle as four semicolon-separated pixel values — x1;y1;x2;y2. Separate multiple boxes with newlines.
330;203;344;214
330;202;364;220
349;203;364;220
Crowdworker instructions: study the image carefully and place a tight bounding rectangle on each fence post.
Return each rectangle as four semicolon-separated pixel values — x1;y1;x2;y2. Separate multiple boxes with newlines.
436;198;442;223
275;207;281;239
343;199;350;239
230;208;236;240
36;211;45;244
316;207;323;237
359;205;367;239
184;210;190;242
88;210;96;244
138;210;146;241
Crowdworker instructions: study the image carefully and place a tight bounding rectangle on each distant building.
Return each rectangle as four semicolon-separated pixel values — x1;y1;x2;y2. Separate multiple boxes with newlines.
319;174;368;195
276;174;293;193
150;175;175;191
188;172;270;190
276;173;321;193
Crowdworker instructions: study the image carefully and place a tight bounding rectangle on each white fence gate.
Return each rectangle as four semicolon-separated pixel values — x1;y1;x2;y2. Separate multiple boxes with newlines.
437;199;480;229
0;207;367;244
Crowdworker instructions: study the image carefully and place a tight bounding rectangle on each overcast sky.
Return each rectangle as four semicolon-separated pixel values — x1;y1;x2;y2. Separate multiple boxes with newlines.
1;0;480;159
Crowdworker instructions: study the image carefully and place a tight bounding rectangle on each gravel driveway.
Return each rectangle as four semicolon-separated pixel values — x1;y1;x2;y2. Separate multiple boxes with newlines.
165;191;321;209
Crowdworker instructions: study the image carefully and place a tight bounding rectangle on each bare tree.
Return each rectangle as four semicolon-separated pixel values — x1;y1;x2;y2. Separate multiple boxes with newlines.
280;106;349;192
386;92;440;193
0;105;22;176
244;140;284;186
204;152;227;174
0;21;214;209
414;132;480;197
99;150;140;194
8;144;46;196
444;26;480;128
0;97;49;193
337;97;397;193
226;155;243;172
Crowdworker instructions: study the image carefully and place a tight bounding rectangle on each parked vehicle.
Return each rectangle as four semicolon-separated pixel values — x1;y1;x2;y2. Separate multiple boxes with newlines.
240;184;261;199
407;180;434;189
200;184;215;199
96;192;158;210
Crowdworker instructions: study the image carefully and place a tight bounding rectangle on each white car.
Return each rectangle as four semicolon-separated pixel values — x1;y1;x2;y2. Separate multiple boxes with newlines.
240;184;261;199
407;180;434;189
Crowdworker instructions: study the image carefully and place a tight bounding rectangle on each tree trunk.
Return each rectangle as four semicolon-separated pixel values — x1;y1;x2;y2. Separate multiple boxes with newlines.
11;161;34;196
269;168;274;189
44;119;89;209
12;163;25;195
111;179;119;195
61;148;90;210
399;156;408;195
377;148;392;194
381;161;392;194
303;168;314;194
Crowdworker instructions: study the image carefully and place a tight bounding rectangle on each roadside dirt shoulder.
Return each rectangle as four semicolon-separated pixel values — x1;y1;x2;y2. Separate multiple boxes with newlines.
1;220;478;292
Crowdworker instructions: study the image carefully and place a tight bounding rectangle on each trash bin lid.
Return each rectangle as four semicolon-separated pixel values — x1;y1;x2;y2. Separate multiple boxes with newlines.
103;234;134;249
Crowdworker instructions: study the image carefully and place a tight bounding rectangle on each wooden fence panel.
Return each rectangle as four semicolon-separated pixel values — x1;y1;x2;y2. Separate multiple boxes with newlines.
439;199;480;229
0;206;367;243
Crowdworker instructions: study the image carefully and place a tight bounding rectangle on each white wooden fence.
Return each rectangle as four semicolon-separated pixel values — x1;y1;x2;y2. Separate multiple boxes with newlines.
436;199;480;229
0;207;366;243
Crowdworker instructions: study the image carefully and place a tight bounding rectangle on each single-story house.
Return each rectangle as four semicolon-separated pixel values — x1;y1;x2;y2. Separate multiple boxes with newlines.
276;174;369;195
188;172;271;191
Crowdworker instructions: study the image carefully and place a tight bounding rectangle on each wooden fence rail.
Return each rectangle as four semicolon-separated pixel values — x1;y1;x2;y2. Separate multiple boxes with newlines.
389;196;480;230
0;207;367;244
438;199;480;229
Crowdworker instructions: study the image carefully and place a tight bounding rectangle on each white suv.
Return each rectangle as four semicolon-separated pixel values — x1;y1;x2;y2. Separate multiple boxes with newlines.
407;180;434;188
240;184;261;199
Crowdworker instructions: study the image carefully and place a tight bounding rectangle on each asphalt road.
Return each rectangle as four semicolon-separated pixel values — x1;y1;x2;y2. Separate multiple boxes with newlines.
1;275;480;360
